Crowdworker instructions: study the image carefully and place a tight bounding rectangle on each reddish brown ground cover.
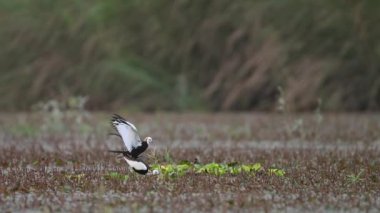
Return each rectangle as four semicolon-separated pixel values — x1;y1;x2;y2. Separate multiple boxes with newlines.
0;113;379;211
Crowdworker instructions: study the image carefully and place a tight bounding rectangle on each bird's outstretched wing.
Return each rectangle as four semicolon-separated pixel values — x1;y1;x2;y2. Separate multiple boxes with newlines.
111;114;142;152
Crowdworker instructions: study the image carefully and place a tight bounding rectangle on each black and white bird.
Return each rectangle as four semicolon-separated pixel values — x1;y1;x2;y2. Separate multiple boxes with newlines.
110;114;152;158
109;149;150;175
121;153;149;175
109;114;155;175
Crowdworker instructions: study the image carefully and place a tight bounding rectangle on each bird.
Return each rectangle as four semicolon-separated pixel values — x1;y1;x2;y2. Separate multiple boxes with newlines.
121;153;149;175
108;114;157;175
109;114;153;158
110;150;159;175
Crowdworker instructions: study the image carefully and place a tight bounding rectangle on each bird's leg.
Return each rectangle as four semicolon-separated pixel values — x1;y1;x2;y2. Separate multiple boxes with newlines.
193;158;200;164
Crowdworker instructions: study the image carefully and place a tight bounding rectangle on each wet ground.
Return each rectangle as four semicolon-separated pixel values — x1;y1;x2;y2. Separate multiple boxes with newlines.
0;112;379;212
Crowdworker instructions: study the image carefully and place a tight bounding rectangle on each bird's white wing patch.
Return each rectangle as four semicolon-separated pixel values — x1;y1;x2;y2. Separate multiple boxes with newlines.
114;122;141;152
126;121;138;132
124;157;148;171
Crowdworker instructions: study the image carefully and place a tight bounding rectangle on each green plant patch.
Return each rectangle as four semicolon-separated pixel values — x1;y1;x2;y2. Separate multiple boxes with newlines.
268;168;286;177
346;170;364;184
66;173;86;182
151;162;285;178
105;172;129;181
9;123;39;137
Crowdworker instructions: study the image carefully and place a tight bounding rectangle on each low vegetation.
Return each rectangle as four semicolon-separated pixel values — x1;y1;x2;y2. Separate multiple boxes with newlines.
0;112;379;211
151;162;283;177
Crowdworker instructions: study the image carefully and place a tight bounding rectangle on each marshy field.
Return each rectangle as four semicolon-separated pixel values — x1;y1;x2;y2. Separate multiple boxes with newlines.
2;1;380;212
0;112;379;212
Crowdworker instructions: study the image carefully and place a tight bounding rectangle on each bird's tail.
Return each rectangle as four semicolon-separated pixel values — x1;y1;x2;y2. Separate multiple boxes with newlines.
107;132;122;138
108;150;128;154
108;150;133;158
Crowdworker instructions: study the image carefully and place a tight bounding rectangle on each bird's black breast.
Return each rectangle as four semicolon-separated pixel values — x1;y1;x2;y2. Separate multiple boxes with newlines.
130;141;148;158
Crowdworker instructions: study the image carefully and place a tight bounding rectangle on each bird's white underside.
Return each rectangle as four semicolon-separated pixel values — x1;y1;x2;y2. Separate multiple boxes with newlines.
123;157;148;171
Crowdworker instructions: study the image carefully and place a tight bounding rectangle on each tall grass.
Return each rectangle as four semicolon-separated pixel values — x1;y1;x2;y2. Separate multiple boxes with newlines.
0;0;379;111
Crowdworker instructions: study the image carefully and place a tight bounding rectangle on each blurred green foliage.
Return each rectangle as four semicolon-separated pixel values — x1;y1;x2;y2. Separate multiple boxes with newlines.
0;0;379;111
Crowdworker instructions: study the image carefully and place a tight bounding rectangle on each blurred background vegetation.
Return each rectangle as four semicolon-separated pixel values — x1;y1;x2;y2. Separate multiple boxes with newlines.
0;0;379;112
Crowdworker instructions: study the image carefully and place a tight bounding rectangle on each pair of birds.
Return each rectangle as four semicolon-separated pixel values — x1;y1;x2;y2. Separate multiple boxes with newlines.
109;114;154;175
